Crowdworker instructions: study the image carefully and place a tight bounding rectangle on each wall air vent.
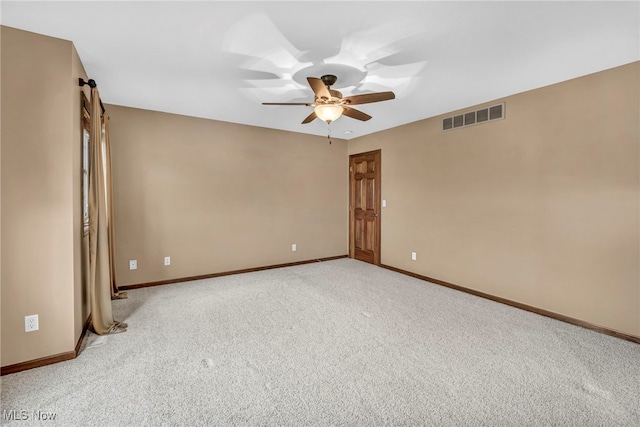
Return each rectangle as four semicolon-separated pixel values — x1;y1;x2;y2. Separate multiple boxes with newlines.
442;103;505;131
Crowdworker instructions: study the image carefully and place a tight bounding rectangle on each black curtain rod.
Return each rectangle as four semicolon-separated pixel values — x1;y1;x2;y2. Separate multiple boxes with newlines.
78;78;97;88
79;78;105;114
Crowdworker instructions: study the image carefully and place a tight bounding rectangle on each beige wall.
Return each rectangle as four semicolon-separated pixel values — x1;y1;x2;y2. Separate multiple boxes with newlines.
107;105;348;286
349;62;640;336
1;26;89;367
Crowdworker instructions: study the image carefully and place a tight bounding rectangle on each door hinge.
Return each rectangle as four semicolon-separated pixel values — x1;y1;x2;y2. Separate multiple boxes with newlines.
349;166;353;173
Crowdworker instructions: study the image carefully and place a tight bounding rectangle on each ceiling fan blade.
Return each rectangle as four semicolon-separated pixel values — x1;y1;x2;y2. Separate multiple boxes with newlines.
343;107;372;121
307;77;331;100
262;102;312;106
344;91;395;105
301;111;317;124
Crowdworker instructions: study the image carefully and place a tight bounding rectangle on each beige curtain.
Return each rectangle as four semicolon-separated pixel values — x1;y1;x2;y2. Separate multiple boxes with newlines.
103;116;127;300
89;87;127;334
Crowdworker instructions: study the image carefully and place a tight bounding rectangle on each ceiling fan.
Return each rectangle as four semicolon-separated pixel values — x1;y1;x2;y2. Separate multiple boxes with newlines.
262;74;395;124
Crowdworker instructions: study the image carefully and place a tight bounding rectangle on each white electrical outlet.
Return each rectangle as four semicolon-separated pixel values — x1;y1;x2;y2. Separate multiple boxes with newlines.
382;199;387;208
129;260;137;270
291;244;297;252
25;314;39;332
411;252;417;261
164;256;171;266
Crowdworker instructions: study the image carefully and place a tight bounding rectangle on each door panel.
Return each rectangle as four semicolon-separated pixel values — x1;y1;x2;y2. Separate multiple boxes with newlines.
349;150;381;265
355;180;364;210
365;217;376;252
355;218;364;250
366;179;375;210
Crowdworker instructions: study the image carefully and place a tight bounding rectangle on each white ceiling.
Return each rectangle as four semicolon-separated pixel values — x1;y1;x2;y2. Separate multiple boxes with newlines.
2;1;638;139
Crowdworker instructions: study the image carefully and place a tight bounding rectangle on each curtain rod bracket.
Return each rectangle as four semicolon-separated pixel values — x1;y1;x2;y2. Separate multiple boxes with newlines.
80;78;106;114
79;78;97;88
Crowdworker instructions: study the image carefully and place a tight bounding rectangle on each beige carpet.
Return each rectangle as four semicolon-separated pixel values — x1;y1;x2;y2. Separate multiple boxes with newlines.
1;258;639;426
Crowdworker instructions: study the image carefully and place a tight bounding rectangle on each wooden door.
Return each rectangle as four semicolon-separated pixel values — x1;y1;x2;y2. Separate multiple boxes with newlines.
349;150;381;265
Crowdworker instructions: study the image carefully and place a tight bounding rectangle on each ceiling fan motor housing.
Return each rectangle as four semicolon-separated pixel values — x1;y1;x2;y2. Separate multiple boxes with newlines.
326;89;343;103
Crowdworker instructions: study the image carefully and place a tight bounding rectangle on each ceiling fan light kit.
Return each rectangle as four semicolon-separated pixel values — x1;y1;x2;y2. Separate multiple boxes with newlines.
262;74;395;125
314;104;344;123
